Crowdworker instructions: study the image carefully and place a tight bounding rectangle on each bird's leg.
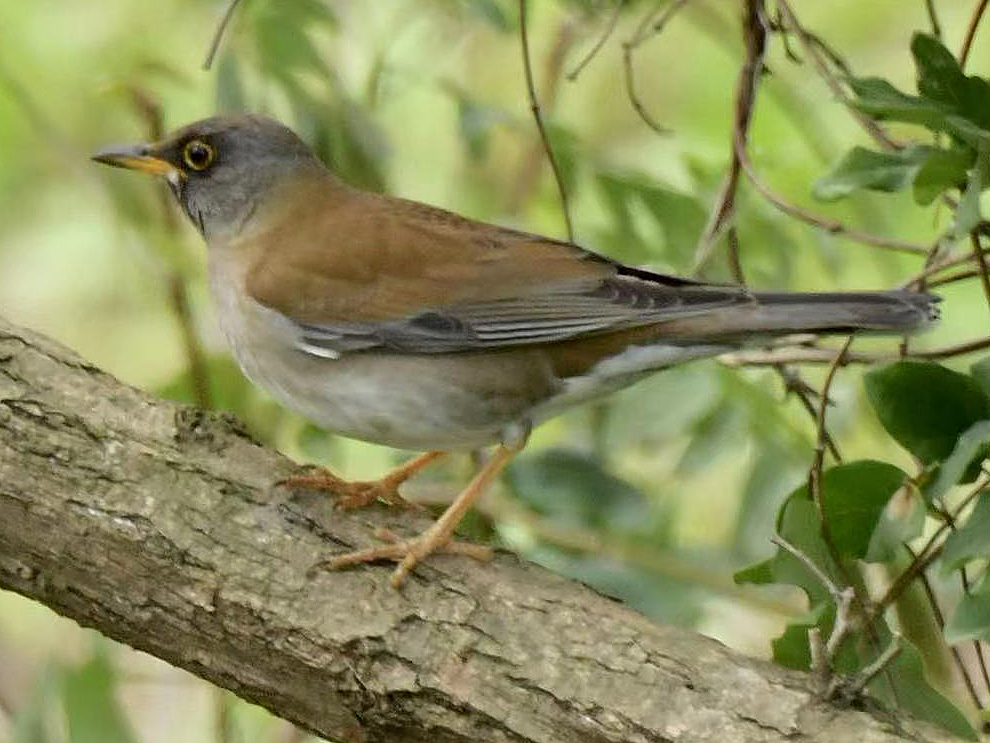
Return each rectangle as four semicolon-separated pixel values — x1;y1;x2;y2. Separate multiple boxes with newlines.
314;444;519;588
280;450;447;510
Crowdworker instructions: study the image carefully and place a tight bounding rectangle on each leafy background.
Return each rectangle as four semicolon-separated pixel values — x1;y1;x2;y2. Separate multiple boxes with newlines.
1;1;990;741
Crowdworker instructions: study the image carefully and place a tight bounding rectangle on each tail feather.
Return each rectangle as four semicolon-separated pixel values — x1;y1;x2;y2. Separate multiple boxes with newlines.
646;289;940;343
747;289;941;336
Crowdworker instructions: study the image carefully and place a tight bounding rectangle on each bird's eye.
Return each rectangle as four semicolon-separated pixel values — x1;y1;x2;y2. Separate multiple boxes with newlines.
183;140;215;171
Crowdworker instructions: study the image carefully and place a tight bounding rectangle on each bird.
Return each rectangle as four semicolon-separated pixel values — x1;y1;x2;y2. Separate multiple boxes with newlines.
93;114;939;588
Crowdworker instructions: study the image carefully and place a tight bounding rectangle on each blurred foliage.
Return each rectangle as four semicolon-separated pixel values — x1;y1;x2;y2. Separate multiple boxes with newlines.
4;1;990;741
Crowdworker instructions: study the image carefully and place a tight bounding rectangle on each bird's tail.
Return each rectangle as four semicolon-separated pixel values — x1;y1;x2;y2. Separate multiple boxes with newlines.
652;289;940;343
743;289;940;337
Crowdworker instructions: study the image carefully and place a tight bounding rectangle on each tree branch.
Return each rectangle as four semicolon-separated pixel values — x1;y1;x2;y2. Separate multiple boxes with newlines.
0;315;962;743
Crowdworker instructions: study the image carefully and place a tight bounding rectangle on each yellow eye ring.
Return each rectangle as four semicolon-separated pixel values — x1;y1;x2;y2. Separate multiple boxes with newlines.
183;140;215;171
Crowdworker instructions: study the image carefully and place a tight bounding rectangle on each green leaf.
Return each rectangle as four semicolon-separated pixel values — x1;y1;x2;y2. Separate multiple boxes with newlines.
865;361;990;466
735;497;835;606
941;495;990;574
912;146;973;204
911;33;968;110
818;461;908;559
869;641;978;740
946;116;990;149
847;76;952;129
813;146;930;201
924;420;990;502
971;355;990;400
770;605;827;670
946;571;990;645
63;651;137;743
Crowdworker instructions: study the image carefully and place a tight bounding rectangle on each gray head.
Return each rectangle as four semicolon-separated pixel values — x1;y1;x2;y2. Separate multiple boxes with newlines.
93;114;327;239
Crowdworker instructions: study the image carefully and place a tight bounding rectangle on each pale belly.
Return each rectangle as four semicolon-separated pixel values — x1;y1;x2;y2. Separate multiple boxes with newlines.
208;255;729;450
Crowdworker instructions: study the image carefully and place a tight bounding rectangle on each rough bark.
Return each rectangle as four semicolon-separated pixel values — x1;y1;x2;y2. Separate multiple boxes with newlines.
0;316;959;743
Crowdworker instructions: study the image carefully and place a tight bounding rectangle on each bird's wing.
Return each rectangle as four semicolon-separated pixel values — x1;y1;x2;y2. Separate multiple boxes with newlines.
242;187;752;356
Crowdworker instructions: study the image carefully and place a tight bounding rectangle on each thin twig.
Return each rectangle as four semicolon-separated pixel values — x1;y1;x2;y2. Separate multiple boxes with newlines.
726;226;747;285
839;634;903;698
971;233;990;329
776;0;900;152
959;0;990;69
903;543;984;710
722;335;990;367
771;535;856;685
903;242;990;288
693;0;767;275
567;0;627;81
925;0;942;39
810;336;853;506
774;364;842;461
961;565;990;701
771;534;842;598
519;0;575;241
203;0;245;71
621;0;692;135
872;475;990;620
732;128;928;255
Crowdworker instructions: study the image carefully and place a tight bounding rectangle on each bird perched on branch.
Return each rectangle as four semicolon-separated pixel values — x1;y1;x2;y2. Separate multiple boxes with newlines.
94;114;938;588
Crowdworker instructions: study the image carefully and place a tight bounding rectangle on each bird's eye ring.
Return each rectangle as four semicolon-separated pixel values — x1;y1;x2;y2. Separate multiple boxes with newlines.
183;140;215;171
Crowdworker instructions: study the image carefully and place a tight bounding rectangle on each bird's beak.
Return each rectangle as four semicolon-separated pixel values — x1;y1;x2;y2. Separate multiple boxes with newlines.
91;144;184;182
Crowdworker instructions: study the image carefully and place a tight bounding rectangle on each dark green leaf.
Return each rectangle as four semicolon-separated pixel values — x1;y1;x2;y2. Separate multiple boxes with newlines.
847;76;951;129
946;116;990;149
941;495;990;574
770;605;826;670
912;146;973;204
911;33;967;109
865;361;990;466
814;146;931;201
818;461;907;559
924;420;990;502
63;651;137;743
971;355;990;400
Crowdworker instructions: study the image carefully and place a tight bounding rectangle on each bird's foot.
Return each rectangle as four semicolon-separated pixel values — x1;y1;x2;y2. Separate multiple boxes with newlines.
312;528;493;588
279;468;420;510
278;451;446;511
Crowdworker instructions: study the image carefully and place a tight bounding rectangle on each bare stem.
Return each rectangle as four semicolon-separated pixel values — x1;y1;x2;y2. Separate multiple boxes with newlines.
959;0;990;69
621;0;692;135
567;0;626;81
519;0;575;241
693;0;768;275
203;0;246;71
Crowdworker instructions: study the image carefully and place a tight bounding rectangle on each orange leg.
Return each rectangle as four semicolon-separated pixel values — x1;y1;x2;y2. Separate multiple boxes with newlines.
280;450;446;509
314;444;519;588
